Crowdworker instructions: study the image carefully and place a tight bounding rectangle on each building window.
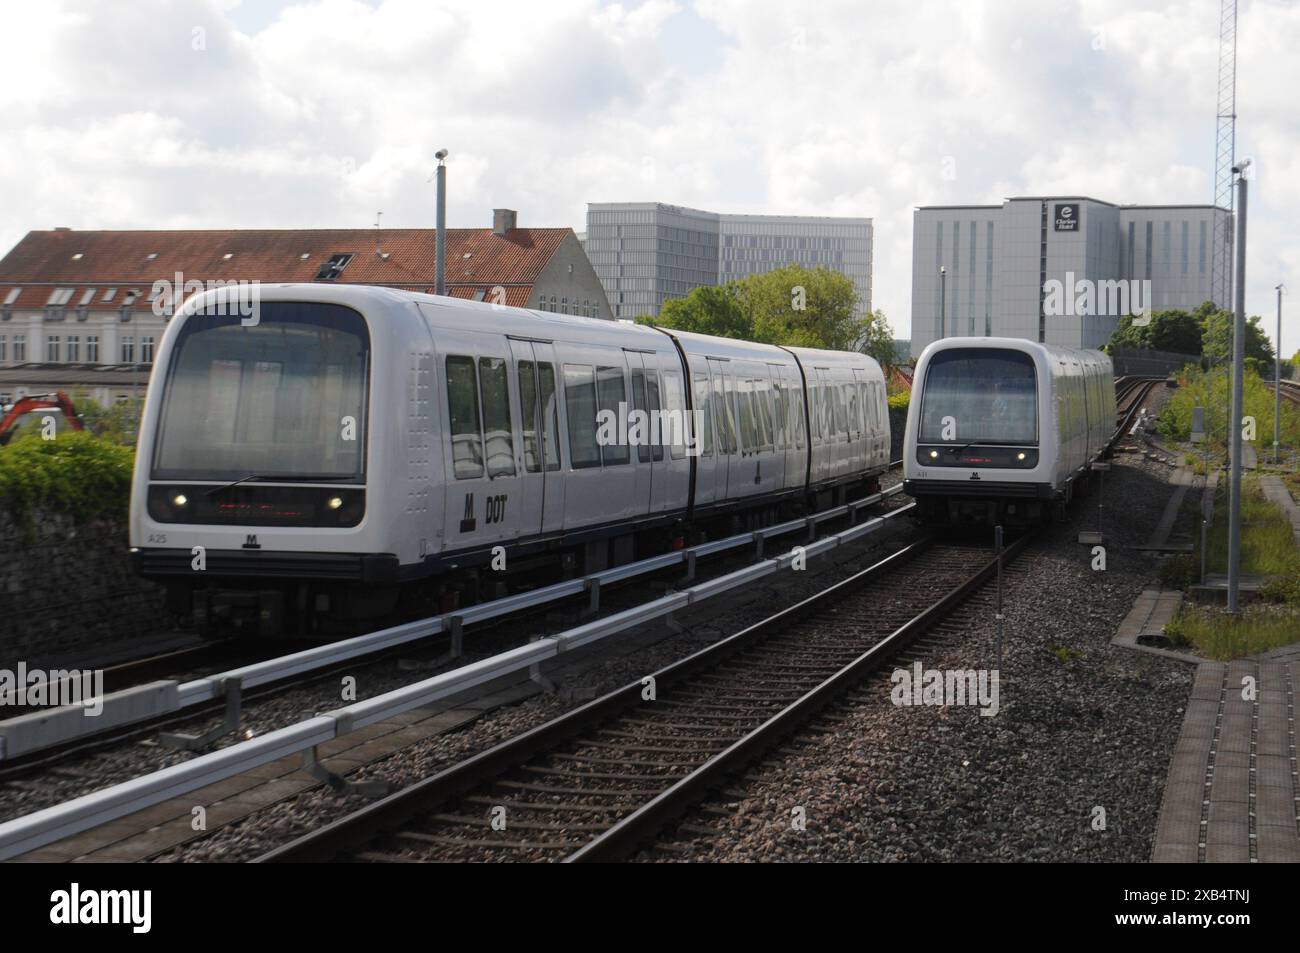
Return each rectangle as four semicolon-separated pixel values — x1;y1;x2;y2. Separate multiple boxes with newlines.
121;336;135;363
13;334;25;362
87;335;99;363
0;334;6;362
66;335;79;362
47;335;60;362
142;335;155;363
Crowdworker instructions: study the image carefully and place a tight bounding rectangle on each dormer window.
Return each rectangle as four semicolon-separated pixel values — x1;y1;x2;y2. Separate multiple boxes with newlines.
71;253;84;261
222;253;234;260
102;288;116;302
314;253;353;281
146;252;158;260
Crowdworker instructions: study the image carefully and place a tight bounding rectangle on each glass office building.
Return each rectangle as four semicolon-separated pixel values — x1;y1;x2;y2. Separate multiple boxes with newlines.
587;203;873;320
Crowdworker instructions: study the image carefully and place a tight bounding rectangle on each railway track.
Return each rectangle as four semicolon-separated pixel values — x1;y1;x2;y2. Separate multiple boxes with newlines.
1278;378;1300;408
258;531;1031;863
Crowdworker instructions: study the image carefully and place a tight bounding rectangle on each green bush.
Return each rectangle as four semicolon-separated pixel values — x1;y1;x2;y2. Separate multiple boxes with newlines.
0;431;135;525
1159;365;1300;447
1157;553;1197;590
887;391;910;412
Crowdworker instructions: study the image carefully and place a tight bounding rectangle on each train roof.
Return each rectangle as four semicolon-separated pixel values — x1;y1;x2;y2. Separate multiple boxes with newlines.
916;336;1110;366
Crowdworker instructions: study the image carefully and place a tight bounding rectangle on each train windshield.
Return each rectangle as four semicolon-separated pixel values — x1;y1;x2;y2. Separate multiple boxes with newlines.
152;303;369;482
918;348;1037;445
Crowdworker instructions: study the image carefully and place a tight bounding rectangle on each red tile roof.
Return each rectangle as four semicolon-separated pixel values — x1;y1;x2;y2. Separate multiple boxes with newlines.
0;227;570;312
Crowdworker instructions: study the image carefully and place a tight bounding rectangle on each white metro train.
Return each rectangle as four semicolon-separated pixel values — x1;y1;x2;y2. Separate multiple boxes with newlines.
130;284;890;634
903;337;1114;525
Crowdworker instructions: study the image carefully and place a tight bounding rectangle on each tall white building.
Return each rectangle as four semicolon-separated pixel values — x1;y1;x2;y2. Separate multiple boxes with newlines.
586;202;873;320
910;196;1231;356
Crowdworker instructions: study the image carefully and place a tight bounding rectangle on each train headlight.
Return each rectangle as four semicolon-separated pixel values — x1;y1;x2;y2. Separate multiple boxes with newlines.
172;493;188;508
1017;452;1026;461
929;450;939;459
327;496;344;510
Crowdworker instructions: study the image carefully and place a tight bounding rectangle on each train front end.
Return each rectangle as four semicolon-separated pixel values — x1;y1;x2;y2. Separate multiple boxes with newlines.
903;338;1056;526
129;284;408;636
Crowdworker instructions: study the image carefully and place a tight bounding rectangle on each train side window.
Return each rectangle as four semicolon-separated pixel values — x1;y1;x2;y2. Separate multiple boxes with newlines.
772;381;786;449
662;369;685;459
738;378;757;453
790;383;805;449
596;365;629;466
756;378;774;450
446;355;484;479
519;360;540;472
692;372;714;457
564;363;601;469
645;369;663;462
631;367;650;463
479;357;515;478
712;370;735;454
539;363;560;471
632;367;663;463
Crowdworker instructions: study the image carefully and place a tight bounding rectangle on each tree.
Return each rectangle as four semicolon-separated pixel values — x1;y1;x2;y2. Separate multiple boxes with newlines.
736;265;862;351
1200;308;1274;365
856;309;898;371
646;265;876;354
645;284;750;340
1106;308;1201;356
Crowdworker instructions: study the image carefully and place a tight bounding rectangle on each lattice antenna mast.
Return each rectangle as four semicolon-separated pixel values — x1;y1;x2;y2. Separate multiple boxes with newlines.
1210;0;1237;309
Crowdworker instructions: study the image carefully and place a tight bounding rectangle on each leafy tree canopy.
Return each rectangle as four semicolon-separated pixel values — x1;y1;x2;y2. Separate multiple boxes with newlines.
641;265;896;367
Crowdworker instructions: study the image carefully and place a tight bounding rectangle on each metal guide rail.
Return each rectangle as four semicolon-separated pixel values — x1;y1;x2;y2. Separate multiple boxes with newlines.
0;484;903;763
0;497;912;861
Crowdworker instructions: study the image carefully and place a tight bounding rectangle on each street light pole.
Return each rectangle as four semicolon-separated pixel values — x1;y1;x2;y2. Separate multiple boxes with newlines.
939;266;947;340
435;149;448;296
1275;283;1285;464
1227;162;1249;613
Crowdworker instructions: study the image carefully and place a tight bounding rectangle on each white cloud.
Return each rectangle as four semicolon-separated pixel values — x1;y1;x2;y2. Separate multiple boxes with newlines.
0;0;1296;354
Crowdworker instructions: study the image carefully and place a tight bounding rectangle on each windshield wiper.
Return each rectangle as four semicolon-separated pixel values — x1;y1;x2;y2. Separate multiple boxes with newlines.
945;442;978;455
205;473;354;497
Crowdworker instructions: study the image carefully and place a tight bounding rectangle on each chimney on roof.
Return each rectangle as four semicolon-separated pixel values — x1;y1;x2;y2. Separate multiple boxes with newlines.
492;209;517;235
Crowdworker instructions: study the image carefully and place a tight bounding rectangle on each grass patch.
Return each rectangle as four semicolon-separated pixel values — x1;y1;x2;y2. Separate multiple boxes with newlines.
1164;604;1300;660
1203;478;1300;577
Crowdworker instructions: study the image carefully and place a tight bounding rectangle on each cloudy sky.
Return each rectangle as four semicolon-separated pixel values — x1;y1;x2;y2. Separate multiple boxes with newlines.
1;0;1296;350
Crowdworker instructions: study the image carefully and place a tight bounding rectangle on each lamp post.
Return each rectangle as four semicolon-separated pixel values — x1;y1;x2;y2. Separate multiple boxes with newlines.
1275;283;1285;464
1227;161;1249;613
435;149;448;296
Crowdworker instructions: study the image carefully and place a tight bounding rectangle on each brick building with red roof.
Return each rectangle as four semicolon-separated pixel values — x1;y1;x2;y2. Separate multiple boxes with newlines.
0;209;610;406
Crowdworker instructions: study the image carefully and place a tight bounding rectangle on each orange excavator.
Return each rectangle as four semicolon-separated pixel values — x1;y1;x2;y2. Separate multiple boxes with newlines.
0;391;85;445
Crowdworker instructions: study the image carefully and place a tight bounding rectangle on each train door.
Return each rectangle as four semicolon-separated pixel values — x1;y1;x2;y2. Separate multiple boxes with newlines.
509;338;564;537
707;358;736;499
440;337;524;552
625;350;662;512
851;367;872;470
691;364;717;507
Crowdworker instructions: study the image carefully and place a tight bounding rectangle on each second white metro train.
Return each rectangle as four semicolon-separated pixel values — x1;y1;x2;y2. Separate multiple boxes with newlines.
130;284;890;634
903;337;1114;525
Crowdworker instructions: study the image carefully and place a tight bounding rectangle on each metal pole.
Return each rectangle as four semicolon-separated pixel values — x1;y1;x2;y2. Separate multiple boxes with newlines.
939;266;946;340
435;158;447;296
1275;284;1284;464
1227;166;1248;613
994;525;1004;674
